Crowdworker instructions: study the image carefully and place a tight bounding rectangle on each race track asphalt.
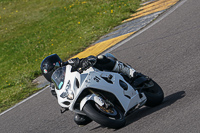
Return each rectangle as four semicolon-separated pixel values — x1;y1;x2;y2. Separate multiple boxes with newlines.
1;0;200;132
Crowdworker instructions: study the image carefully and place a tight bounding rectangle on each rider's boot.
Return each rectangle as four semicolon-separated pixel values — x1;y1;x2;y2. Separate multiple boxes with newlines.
112;61;136;79
112;61;149;87
74;114;92;126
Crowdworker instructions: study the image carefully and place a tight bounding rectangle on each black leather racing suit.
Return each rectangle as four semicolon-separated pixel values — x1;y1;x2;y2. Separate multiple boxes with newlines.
50;55;116;97
62;55;116;73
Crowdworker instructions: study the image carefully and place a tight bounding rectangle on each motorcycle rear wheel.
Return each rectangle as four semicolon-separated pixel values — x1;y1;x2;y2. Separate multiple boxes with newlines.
143;80;164;107
83;101;126;129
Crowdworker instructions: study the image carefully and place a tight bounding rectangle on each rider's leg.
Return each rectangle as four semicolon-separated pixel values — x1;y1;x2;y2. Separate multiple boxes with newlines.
96;54;136;79
112;61;136;78
50;83;57;98
74;114;92;126
94;55;116;71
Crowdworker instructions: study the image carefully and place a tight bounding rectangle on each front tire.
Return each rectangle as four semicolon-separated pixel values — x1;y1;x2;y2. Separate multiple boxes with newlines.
143;80;164;107
83;101;126;129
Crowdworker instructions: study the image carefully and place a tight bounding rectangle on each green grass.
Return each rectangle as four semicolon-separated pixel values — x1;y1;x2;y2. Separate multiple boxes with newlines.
0;0;142;112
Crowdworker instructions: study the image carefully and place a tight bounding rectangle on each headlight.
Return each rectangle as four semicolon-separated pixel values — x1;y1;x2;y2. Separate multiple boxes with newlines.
60;81;74;100
67;89;74;100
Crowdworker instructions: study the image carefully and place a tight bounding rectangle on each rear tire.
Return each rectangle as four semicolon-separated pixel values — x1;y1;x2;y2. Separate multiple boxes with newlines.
143;80;164;107
83;101;126;129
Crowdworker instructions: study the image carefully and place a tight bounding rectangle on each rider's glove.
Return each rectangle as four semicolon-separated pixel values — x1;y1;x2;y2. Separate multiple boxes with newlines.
78;55;97;73
63;58;80;71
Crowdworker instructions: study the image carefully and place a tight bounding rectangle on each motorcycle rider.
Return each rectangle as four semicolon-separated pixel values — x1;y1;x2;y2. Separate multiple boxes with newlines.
40;53;140;126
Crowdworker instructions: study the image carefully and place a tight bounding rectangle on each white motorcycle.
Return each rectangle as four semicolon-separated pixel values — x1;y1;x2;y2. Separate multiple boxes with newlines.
51;57;164;129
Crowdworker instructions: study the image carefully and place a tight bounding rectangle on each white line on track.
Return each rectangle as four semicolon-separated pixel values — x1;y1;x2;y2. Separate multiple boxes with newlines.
103;0;187;54
0;0;187;117
0;86;49;116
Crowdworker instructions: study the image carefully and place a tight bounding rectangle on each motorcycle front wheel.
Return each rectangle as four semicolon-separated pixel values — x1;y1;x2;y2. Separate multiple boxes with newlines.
83;101;126;129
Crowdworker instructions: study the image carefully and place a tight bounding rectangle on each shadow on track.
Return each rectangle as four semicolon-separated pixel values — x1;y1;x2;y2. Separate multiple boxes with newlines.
125;91;186;126
89;91;185;131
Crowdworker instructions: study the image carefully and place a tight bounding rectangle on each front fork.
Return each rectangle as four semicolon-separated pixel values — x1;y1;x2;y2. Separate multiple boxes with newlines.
80;89;113;111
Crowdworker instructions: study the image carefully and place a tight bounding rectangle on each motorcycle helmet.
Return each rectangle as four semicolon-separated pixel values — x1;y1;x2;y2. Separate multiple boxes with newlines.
40;54;62;82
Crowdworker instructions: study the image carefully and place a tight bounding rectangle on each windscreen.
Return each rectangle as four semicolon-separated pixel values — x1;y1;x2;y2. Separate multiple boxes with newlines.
51;66;66;90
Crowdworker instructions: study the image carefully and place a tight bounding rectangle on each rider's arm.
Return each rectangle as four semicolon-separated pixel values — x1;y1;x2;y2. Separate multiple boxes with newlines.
62;56;97;72
62;58;80;71
62;58;80;67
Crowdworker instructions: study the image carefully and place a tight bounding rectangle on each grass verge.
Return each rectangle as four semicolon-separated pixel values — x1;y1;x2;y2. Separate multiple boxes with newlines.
0;0;142;113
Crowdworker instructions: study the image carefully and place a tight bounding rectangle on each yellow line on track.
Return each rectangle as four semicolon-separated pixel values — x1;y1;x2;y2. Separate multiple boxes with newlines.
72;32;135;58
72;0;179;59
123;0;179;22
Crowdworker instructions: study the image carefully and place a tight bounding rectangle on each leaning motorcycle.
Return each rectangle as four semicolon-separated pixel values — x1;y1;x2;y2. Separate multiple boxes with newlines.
51;57;164;129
